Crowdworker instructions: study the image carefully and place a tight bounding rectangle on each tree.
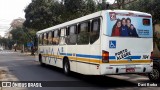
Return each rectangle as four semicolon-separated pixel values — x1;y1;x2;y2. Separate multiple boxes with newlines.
114;0;125;9
0;38;14;50
24;0;99;31
50;1;65;24
24;0;56;30
85;0;97;14
10;27;29;45
125;0;160;24
60;0;85;22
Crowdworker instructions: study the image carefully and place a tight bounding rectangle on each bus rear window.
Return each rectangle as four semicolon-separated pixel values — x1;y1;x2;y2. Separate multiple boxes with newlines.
143;19;150;26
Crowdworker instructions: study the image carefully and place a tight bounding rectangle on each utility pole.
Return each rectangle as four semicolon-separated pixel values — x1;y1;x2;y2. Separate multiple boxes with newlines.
22;27;35;55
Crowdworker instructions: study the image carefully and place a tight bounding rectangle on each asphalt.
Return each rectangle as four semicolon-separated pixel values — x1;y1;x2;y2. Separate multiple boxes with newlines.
0;50;159;90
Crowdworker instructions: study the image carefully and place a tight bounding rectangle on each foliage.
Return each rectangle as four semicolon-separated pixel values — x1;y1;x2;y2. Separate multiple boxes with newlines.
23;0;160;31
0;38;14;50
125;0;160;24
115;0;125;9
24;0;55;30
0;38;8;46
10;27;30;45
23;0;100;31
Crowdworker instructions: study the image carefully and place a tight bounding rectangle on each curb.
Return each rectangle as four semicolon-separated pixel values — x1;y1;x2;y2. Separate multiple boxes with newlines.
0;67;27;90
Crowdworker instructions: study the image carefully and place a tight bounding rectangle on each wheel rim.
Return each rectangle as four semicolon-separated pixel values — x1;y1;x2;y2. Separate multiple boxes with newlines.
150;69;159;80
64;62;68;73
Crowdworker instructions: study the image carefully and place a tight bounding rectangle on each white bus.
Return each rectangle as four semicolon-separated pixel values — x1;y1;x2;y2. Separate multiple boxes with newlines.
36;10;153;75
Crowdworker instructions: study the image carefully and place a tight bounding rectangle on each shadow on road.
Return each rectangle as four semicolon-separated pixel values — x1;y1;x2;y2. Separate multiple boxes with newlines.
43;65;137;87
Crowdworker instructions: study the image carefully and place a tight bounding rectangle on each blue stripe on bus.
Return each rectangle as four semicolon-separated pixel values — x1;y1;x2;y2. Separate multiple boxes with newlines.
76;54;102;59
60;53;141;60
109;56;116;59
60;53;72;56
60;53;102;59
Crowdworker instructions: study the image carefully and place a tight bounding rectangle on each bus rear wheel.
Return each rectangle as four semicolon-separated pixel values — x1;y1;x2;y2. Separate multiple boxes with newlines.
63;58;70;75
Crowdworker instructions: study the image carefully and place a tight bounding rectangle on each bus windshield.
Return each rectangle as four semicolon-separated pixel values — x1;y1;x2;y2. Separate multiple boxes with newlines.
107;12;152;38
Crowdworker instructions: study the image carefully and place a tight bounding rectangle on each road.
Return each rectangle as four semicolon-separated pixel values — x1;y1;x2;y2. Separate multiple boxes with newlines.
0;50;159;90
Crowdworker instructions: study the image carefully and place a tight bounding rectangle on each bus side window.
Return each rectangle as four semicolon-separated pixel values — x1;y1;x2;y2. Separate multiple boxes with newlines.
42;33;44;45
39;34;42;45
43;33;48;45
43;33;45;45
53;30;59;45
77;21;90;45
90;18;100;44
59;28;66;45
52;31;55;45
66;25;77;45
48;31;52;45
46;33;49;45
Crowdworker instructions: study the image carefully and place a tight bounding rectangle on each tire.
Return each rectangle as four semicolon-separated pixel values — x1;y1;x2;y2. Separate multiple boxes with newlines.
39;54;45;67
63;59;70;75
148;67;160;82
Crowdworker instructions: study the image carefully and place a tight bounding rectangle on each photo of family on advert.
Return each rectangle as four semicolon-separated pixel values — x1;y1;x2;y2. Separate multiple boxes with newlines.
111;18;138;37
108;12;152;38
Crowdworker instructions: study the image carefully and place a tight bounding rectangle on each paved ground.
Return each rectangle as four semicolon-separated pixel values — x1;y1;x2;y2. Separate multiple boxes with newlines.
0;50;18;54
0;50;159;90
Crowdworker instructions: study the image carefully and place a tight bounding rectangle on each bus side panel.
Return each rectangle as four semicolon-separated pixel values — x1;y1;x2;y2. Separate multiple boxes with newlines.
47;46;56;66
39;45;63;68
89;44;101;75
76;45;90;74
40;46;47;64
55;45;63;68
67;45;77;72
45;46;52;65
88;16;102;75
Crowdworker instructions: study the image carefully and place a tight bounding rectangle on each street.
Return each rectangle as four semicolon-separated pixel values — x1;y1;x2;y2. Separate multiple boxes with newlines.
0;50;159;90
0;0;160;90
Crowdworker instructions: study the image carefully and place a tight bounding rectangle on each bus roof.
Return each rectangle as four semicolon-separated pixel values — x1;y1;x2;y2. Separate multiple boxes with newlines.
37;10;102;35
107;10;151;16
37;10;151;35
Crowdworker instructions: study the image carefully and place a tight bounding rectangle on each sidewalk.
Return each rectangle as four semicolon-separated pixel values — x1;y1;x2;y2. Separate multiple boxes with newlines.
12;49;38;56
17;50;39;61
0;67;27;90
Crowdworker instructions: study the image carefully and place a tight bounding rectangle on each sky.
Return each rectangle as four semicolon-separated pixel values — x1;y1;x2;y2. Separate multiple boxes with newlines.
0;0;31;37
0;0;115;37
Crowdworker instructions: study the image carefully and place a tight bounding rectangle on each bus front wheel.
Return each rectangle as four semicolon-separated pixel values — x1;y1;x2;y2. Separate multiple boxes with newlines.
39;54;45;67
63;58;70;75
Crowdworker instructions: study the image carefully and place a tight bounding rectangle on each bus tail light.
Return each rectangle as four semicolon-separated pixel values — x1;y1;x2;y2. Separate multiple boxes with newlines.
102;50;109;63
150;51;153;59
150;51;154;63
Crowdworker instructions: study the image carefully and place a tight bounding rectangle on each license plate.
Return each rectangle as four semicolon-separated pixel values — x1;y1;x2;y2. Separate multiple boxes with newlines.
126;65;135;68
126;68;135;73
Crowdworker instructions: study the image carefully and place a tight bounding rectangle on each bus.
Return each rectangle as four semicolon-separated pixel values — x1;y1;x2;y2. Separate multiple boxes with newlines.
36;10;153;75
